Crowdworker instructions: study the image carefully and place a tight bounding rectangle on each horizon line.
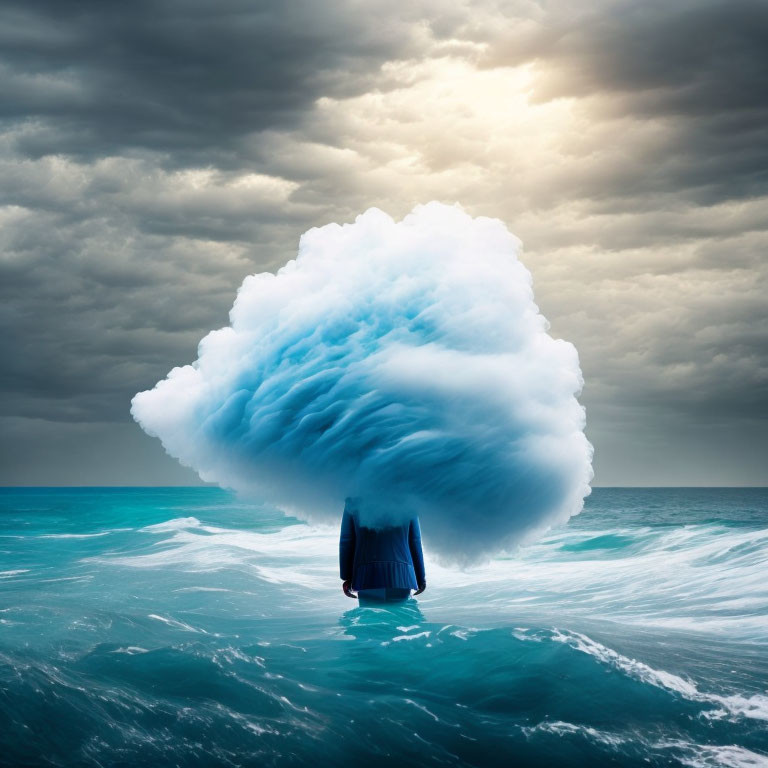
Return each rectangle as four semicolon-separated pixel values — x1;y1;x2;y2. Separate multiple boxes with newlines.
1;485;766;490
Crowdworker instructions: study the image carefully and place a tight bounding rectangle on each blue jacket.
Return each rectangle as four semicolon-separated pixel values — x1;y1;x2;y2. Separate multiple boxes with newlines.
339;505;426;591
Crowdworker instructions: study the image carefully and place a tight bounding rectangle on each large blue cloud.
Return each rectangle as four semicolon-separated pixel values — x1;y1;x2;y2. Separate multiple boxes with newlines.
131;203;593;563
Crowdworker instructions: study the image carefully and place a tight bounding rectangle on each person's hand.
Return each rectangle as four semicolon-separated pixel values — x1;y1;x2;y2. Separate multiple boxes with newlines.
342;579;357;599
414;581;426;596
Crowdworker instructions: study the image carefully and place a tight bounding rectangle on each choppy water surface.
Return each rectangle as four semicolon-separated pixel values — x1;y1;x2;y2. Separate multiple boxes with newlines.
1;488;766;767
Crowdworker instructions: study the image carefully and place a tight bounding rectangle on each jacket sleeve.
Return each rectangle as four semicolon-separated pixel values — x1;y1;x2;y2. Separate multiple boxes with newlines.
339;508;356;581
409;517;426;586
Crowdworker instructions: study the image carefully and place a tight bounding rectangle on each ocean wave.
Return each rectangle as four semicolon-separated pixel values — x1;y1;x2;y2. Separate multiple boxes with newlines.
551;629;768;722
4;487;767;767
82;513;768;639
522;722;768;768
140;516;203;532
658;740;768;768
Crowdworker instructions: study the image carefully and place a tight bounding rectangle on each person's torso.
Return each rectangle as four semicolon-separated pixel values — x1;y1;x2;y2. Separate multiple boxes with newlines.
352;520;412;567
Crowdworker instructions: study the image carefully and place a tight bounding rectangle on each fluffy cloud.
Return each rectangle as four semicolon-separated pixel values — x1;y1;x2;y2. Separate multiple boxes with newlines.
132;204;593;560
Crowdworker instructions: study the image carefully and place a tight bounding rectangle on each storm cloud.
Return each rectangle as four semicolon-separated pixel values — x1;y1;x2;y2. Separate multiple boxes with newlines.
0;0;436;163
1;0;766;486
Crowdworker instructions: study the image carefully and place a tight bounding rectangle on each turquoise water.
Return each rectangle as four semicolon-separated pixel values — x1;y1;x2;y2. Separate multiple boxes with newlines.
1;488;767;767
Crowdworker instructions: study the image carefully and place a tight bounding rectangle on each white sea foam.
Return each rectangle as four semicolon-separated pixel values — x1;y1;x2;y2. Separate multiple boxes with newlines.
0;569;29;578
391;631;432;643
552;630;768;722
521;723;768;767
109;647;150;655
147;614;209;634
423;522;768;638
90;510;768;639
521;720;626;747
659;739;768;768
140;517;202;532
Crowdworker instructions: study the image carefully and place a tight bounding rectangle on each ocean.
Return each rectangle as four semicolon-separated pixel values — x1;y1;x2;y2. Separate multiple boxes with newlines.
1;487;766;767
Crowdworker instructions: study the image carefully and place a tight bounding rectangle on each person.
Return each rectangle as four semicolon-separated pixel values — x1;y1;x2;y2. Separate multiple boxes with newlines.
339;498;426;602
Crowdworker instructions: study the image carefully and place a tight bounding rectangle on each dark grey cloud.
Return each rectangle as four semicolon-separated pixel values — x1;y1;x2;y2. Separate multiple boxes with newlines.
0;183;295;424
532;0;768;205
0;0;434;165
532;0;768;112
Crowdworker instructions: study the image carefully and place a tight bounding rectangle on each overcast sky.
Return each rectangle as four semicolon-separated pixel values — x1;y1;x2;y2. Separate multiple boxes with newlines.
1;0;766;486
